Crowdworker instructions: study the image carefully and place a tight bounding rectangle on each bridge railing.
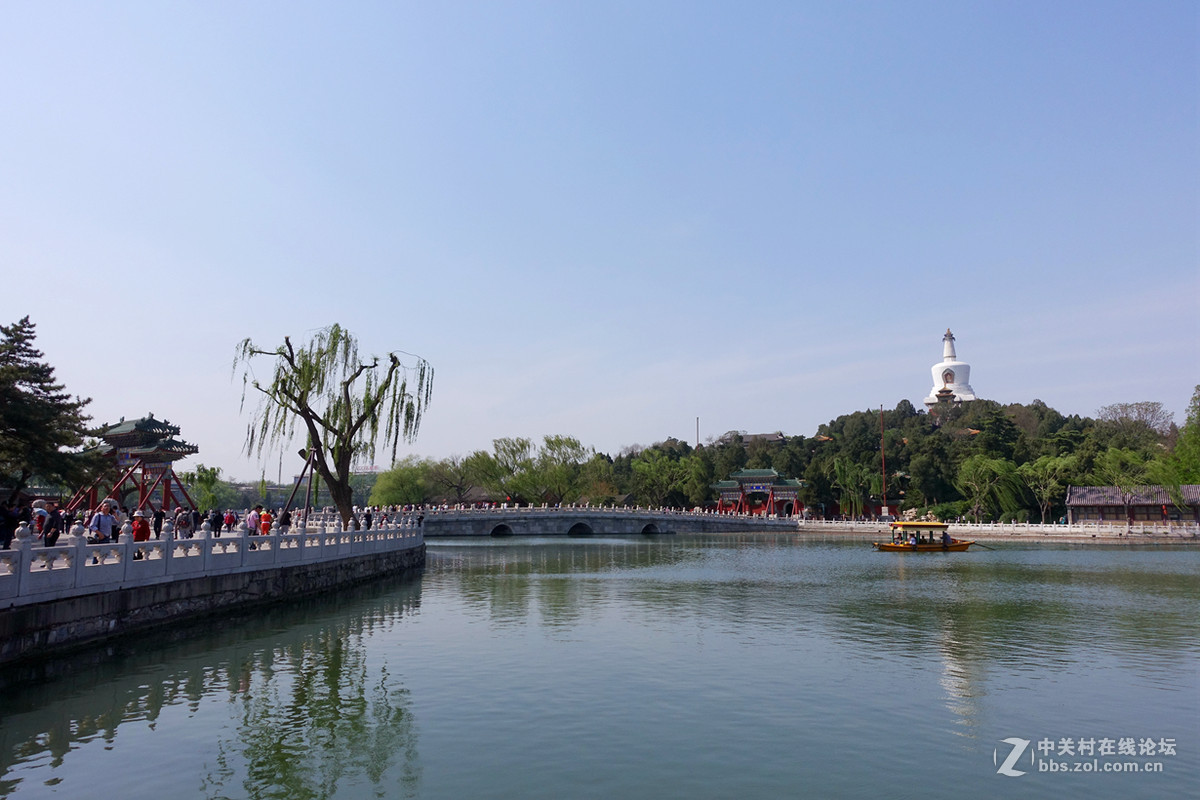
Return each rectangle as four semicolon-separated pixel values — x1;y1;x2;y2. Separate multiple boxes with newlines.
411;504;794;521
0;516;423;609
298;508;1199;538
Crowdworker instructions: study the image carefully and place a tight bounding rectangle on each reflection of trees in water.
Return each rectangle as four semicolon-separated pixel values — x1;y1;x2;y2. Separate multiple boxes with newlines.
204;632;420;800
829;556;1200;665
430;538;706;627
0;577;423;800
428;539;1200;735
827;553;1200;738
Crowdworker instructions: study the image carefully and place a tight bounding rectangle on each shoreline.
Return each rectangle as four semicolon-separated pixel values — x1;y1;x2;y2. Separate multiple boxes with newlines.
789;523;1200;546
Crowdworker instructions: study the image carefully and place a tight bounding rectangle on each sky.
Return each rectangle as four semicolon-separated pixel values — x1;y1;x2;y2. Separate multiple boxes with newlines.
2;1;1196;482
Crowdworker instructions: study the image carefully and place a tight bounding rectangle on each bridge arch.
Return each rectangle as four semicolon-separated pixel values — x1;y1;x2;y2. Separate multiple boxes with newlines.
567;522;593;536
641;523;661;534
490;524;514;537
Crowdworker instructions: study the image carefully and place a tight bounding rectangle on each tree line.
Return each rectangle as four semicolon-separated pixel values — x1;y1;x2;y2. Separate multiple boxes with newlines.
365;391;1200;523
4;317;1197;525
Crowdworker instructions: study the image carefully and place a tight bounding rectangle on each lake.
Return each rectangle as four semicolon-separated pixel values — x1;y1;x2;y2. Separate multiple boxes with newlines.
1;534;1196;799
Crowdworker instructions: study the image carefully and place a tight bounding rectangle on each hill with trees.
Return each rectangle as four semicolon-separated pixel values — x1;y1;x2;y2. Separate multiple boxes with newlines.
368;389;1199;523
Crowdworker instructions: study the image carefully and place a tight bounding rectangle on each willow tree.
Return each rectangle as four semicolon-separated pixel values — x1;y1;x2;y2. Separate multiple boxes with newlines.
234;325;433;529
955;455;1023;523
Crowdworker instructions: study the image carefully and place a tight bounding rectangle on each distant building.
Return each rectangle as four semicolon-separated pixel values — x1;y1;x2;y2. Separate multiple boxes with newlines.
923;329;977;408
715;431;786;446
68;414;199;513
712;469;803;516
1065;485;1200;524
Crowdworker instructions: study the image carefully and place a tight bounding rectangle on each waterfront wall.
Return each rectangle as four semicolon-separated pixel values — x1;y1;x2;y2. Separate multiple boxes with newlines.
0;518;424;665
793;518;1200;543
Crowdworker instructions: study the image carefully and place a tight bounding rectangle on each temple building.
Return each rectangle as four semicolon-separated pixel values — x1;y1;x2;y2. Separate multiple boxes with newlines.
67;414;199;513
712;469;803;516
923;329;977;408
1065;485;1200;525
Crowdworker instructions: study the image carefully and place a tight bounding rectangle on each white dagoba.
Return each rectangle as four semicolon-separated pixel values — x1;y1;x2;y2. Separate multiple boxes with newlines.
923;329;977;408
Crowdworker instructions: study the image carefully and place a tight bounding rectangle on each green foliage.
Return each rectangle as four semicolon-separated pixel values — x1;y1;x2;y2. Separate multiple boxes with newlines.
1018;455;1079;523
179;463;239;513
462;436;593;504
464;437;534;502
684;447;716;506
427;455;477;504
234;325;433;528
433;393;1193;521
370;456;432;506
828;457;873;518
1159;385;1200;486
578;453;620;504
1094;401;1174;451
1090;448;1153;522
0;317;96;500
631;448;686;507
955;455;1024;523
537;435;593;503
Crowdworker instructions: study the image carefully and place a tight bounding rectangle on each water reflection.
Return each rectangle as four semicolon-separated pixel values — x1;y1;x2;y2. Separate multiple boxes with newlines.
0;576;424;800
427;537;1200;743
2;538;1196;800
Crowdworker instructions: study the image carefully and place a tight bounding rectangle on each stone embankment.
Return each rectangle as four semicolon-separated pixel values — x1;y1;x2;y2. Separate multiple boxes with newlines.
0;515;425;666
792;518;1200;545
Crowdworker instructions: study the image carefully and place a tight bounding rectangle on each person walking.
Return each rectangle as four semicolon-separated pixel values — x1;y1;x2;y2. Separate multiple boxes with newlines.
1;501;20;549
89;502;117;543
42;502;64;547
174;507;193;538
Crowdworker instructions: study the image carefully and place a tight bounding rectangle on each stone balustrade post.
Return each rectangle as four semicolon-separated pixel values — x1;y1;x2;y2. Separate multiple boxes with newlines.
197;521;212;567
67;522;89;585
12;521;34;595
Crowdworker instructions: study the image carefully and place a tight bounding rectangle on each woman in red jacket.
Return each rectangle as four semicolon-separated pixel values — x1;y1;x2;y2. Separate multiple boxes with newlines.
131;510;152;542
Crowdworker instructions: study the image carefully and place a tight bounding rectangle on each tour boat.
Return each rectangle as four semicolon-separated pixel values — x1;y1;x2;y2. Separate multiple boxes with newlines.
873;521;974;552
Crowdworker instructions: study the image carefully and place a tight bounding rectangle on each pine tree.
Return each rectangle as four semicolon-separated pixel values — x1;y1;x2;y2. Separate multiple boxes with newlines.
0;317;94;500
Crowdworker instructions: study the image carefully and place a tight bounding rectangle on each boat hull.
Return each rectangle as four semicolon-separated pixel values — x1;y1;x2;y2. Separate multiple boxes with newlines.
873;540;974;552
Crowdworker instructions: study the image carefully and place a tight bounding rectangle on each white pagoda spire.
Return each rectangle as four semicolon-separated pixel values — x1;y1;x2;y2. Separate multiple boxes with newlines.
923;329;977;408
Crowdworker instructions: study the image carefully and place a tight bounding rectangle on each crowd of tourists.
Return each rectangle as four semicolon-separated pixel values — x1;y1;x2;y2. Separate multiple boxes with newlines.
0;499;432;549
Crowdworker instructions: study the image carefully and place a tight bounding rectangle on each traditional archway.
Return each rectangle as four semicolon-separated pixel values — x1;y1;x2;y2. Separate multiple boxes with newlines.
641;523;660;534
490;524;514;537
567;522;593;536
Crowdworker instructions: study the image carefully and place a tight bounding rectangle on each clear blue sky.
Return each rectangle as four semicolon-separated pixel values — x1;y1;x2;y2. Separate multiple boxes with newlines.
2;1;1196;481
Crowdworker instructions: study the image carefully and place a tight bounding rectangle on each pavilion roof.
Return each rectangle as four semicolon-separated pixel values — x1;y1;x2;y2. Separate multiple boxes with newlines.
99;414;181;446
1065;485;1200;506
712;476;804;490
729;469;779;480
93;437;198;463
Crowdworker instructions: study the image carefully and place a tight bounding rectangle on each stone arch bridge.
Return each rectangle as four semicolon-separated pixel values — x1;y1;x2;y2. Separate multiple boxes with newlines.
421;507;797;537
